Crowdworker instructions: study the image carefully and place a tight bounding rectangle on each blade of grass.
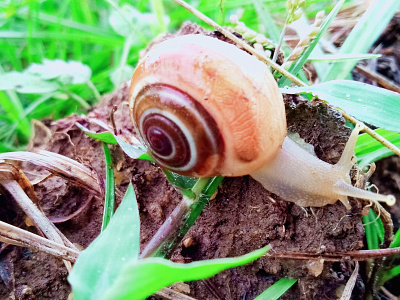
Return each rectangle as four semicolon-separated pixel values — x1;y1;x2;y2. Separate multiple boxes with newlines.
16;10;116;38
322;0;400;81
278;0;346;87
380;265;400;284
363;209;384;250
355;129;400;168
0;90;31;143
101;143;115;231
0;31;124;45
308;53;381;62
150;0;167;33
255;278;297;300
251;0;280;42
140;176;217;258
390;228;400;248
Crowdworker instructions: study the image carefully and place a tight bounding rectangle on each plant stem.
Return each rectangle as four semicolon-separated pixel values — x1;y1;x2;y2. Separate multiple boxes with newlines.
272;23;287;63
140;177;223;258
65;89;90;109
150;0;167;33
267;246;400;261
87;80;101;101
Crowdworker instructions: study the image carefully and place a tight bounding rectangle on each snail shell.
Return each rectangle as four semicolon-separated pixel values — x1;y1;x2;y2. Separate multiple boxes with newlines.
129;34;286;177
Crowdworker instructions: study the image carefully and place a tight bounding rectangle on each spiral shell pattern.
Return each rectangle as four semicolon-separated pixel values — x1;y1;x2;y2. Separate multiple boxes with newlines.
129;34;287;177
132;84;223;176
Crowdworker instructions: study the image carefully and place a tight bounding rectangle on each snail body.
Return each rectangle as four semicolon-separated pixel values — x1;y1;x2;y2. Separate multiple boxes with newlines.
129;34;395;209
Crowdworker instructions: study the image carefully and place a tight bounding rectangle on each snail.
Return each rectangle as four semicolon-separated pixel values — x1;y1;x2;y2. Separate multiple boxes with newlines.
129;34;395;209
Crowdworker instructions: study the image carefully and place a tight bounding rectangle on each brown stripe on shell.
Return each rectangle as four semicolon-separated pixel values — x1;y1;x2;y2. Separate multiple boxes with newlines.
132;84;225;176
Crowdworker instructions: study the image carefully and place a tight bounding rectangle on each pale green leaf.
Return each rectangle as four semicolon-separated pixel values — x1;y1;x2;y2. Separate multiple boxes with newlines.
281;80;400;132
102;246;270;300
0;71;59;94
68;184;140;300
26;59;92;84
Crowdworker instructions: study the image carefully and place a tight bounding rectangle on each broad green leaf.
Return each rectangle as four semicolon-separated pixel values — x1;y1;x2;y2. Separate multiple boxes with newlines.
255;278;297;300
355;129;400;168
278;0;345;87
323;0;400;81
26;59;92;84
281;80;400;132
68;184;140;300
308;53;381;62
102;246;270;300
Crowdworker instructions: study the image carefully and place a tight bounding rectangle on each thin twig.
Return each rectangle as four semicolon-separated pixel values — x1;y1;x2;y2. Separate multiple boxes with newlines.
340;110;400;158
0;220;79;262
0;164;73;271
380;286;399;300
355;65;400;94
155;288;198;300
0;150;102;197
340;261;359;300
266;246;400;261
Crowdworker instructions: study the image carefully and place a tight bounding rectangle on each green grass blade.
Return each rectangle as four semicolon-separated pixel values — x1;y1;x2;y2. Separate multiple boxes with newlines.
0;91;31;143
381;265;400;284
391;229;400;248
150;0;167;33
281;80;400;132
255;277;298;300
102;246;270;300
322;0;400;81
363;209;384;250
278;0;345;87
251;0;281;42
0;141;15;153
0;31;124;45
101;143;115;231
68;184;140;299
308;53;381;62
355;129;400;168
150;176;224;258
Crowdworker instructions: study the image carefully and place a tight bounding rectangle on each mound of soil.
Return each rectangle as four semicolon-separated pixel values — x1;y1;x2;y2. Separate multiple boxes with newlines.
0;21;399;299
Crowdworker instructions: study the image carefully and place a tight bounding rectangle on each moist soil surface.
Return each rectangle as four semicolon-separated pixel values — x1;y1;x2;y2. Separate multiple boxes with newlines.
0;19;399;300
